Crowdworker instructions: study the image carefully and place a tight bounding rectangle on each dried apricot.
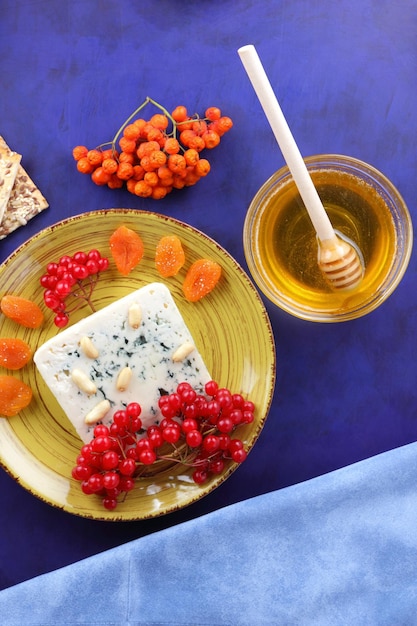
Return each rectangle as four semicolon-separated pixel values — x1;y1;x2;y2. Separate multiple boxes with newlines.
0;338;32;370
0;295;44;328
109;225;144;276
155;235;185;277
182;259;222;302
0;375;32;417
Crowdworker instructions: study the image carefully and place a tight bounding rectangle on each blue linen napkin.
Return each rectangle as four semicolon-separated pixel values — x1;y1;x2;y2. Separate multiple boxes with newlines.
1;442;417;625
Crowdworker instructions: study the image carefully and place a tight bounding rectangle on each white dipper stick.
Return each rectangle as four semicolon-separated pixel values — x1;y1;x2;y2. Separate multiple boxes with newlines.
238;44;364;291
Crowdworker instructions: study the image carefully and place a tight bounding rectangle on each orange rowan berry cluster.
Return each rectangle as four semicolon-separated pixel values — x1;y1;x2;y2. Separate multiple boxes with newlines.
72;98;233;200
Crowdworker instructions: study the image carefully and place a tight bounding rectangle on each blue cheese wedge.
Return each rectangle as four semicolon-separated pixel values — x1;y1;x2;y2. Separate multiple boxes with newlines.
34;283;211;443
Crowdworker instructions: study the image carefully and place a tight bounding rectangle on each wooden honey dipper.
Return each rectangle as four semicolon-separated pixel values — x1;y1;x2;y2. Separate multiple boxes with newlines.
238;44;364;291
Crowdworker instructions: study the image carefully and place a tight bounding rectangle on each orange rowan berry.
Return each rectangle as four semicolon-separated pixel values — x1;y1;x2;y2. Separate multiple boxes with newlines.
146;127;165;145
142;123;156;139
77;157;94;174
133;118;147;132
126;178;138;194
102;158;119;174
179;129;197;147
117;162;134;180
157;165;174;184
72;145;88;161
132;164;145;180
140;155;156;172
183;148;200;167
137;140;160;160
188;135;205;152
119;151;135;164
216;116;233;135
101;148;117;160
134;180;153;197
171;105;188;123
151;185;169;199
202;130;220;149
205;106;221;121
123;123;141;141
144;171;159;187
163;137;180;155
87;149;103;166
149;149;167;169
184;167;201;187
194;158;211;177
160;176;174;188
149;114;169;130
91;166;111;185
192;120;208;135
172;176;186;189
177;118;193;132
108;174;124;189
167;153;187;174
119;136;137;153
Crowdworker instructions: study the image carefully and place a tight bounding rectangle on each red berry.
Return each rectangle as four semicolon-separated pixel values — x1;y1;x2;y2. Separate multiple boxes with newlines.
228;439;244;454
181;417;198;434
231;448;247;463
202;434;220;454
91;435;112;452
87;473;104;493
217;416;234;433
102;471;120;490
205;380;218;396
87;249;101;261
114;410;129;427
139;449;157;465
119;458;136;476
186;429;203;448
55;279;72;296
72;464;92;481
54;312;69;328
94;424;109;437
46;262;59;275
126;402;142;418
85;259;99;275
119;476;135;492
98;257;109;272
101;450;119;470
44;291;62;310
192;468;208;484
72;264;89;280
59;255;72;266
209;457;225;474
73;251;88;264
162;423;181;444
103;497;118;510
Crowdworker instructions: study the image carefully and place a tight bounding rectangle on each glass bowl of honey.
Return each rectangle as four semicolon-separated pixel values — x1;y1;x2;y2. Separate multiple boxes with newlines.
243;154;413;322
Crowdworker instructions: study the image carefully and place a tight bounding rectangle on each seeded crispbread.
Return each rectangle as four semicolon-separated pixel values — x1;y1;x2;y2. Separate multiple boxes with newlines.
0;137;48;240
0;146;21;225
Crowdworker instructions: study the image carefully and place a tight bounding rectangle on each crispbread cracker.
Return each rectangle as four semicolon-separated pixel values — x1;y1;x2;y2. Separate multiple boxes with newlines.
0;146;21;224
0;137;48;240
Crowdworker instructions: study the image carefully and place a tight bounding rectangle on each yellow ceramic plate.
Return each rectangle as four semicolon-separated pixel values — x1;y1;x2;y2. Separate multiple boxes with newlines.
0;209;276;521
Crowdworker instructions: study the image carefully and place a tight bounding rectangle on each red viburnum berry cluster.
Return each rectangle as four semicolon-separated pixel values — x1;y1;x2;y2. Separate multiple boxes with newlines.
72;380;254;511
40;249;109;328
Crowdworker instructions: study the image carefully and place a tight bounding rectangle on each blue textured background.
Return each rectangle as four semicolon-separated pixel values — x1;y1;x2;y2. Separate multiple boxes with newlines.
0;0;416;589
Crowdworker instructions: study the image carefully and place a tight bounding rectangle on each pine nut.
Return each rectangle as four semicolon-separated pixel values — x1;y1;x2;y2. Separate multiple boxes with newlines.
128;303;142;329
116;366;133;391
172;341;195;362
79;336;99;359
84;399;111;425
71;368;97;395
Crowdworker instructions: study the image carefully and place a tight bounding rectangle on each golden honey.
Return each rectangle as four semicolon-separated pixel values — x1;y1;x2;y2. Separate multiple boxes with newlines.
244;156;412;321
